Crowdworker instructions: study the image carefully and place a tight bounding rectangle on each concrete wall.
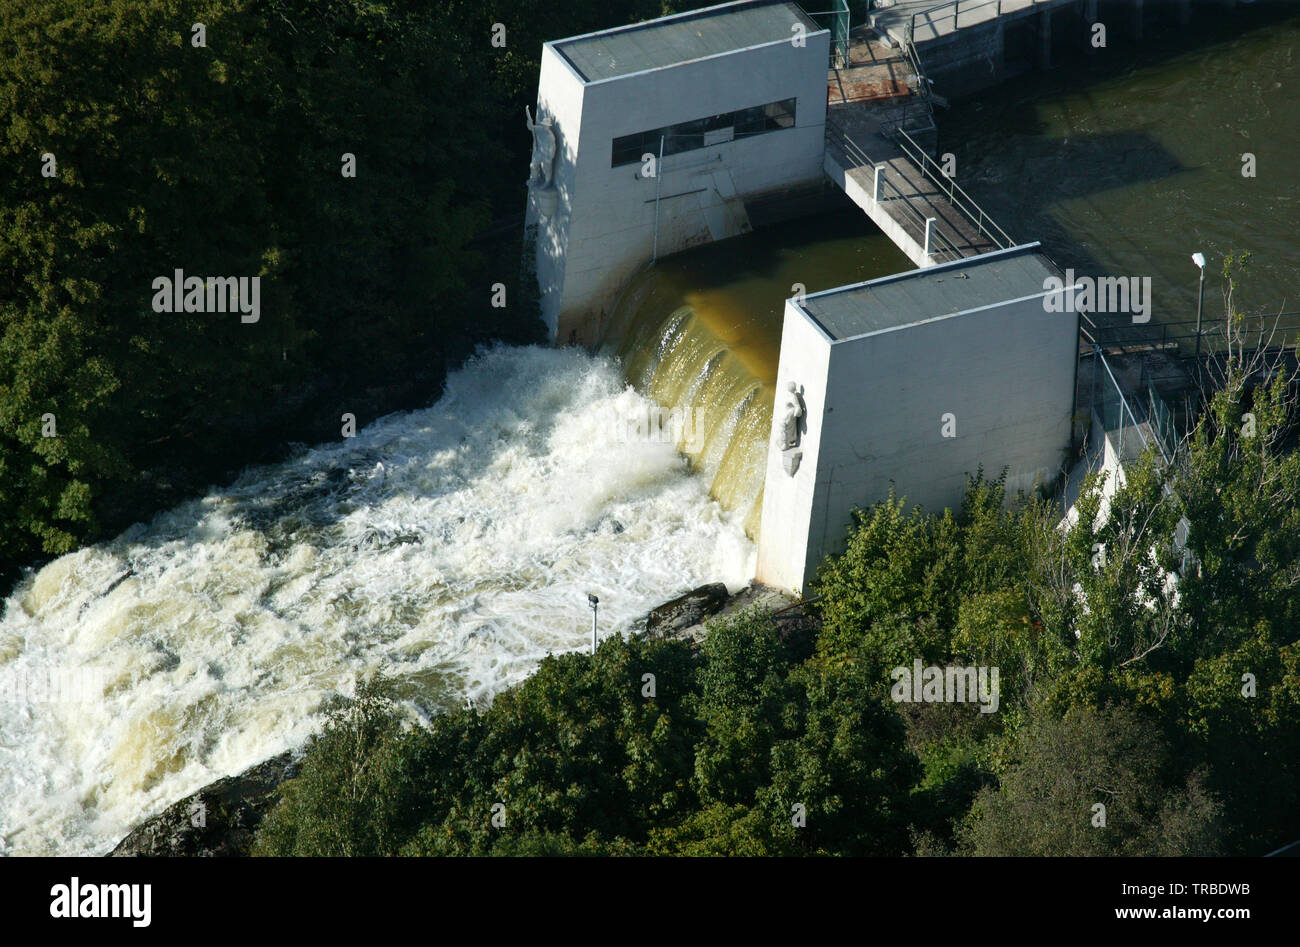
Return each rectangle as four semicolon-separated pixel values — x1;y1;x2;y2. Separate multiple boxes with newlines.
758;290;1079;594
919;20;1007;100
755;302;834;592
528;31;831;345
911;0;1205;101
528;45;587;341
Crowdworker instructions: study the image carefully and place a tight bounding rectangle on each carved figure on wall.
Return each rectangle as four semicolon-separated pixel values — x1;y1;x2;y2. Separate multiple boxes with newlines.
780;381;805;451
525;105;557;189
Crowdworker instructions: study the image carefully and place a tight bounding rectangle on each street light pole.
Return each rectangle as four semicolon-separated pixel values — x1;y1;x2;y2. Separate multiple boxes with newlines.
1192;252;1206;361
587;593;599;654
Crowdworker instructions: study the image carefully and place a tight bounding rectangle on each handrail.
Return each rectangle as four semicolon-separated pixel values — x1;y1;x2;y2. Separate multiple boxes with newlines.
1079;310;1099;346
825;118;965;263
1090;317;1300;352
1139;358;1181;462
1093;343;1168;466
805;0;852;66
900;39;934;114
909;0;1006;44
827;129;971;263
894;126;1014;250
1086;313;1299;472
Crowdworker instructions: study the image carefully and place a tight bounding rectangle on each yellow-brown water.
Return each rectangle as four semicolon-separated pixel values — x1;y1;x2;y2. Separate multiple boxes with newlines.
604;210;913;537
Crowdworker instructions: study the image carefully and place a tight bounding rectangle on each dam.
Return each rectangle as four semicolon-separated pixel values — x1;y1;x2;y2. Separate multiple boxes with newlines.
529;0;1085;592
3;0;1296;858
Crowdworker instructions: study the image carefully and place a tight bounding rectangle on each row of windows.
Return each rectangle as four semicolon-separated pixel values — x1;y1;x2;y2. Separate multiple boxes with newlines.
611;98;797;168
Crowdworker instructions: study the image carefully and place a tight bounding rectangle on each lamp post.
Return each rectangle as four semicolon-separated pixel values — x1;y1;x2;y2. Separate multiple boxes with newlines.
1192;252;1206;361
587;593;599;654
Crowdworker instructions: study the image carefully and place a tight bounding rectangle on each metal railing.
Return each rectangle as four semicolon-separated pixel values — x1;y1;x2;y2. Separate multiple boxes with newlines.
1081;307;1300;467
894;127;1014;250
1080;337;1198;575
1139;359;1182;462
834;0;851;64
806;0;852;67
1090;343;1169;466
908;0;1014;44
900;37;933;106
825;117;967;263
1091;315;1300;355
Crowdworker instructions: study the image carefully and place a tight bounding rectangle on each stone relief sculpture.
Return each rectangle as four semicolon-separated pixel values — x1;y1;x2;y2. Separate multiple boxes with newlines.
779;381;806;476
780;381;805;451
525;105;556;190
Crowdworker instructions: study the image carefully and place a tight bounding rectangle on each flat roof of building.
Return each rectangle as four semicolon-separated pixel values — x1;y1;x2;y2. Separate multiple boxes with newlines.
554;0;821;83
799;245;1063;342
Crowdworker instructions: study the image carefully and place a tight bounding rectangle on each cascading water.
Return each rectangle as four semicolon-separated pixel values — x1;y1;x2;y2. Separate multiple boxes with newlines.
0;346;754;856
0;210;908;856
613;298;776;537
604;210;913;537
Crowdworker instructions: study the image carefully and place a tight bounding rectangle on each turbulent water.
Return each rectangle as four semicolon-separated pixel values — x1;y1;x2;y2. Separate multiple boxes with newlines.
0;208;902;858
604;211;911;536
0;346;756;856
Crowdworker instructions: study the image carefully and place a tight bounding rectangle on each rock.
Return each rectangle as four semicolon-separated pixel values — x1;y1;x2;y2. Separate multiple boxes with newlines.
109;752;298;857
642;581;809;647
720;582;798;618
644;583;730;639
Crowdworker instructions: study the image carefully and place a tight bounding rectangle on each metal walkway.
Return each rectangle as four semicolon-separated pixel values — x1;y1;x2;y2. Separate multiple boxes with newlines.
822;24;1011;266
871;0;1088;47
825;108;1006;265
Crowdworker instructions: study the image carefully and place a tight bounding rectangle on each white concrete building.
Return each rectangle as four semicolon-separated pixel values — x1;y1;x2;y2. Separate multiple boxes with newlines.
526;0;831;345
756;244;1080;594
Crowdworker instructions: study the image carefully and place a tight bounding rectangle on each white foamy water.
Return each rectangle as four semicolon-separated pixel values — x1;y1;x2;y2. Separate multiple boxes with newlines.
0;345;755;856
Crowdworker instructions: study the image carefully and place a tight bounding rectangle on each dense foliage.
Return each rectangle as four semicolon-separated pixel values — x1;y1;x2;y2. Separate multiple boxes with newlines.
257;355;1300;856
813;353;1300;856
255;612;920;856
0;0;686;579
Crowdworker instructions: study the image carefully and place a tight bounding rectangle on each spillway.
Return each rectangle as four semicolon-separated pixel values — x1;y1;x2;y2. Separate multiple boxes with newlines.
604;210;912;536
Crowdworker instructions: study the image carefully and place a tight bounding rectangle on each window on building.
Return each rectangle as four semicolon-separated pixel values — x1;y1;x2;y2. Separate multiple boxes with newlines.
611;98;797;167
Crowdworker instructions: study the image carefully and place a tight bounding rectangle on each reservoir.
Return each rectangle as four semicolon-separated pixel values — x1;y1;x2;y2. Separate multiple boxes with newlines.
941;4;1300;325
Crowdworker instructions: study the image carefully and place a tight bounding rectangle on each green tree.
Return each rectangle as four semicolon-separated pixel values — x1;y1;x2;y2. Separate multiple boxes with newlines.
691;608;799;805
959;704;1221;856
0;0;283;561
0;0;512;575
401;633;702;856
254;677;438;856
645;802;792;856
761;655;921;855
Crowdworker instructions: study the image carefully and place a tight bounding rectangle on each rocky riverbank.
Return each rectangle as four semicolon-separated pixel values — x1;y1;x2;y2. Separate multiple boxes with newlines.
109;752;298;856
642;581;799;642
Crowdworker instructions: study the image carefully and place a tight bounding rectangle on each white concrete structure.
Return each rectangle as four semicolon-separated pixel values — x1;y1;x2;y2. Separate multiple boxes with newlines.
756;244;1080;594
527;0;831;345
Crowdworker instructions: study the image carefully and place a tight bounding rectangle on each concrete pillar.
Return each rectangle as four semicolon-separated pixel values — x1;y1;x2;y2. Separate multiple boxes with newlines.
923;217;936;262
1040;8;1053;70
873;164;885;203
